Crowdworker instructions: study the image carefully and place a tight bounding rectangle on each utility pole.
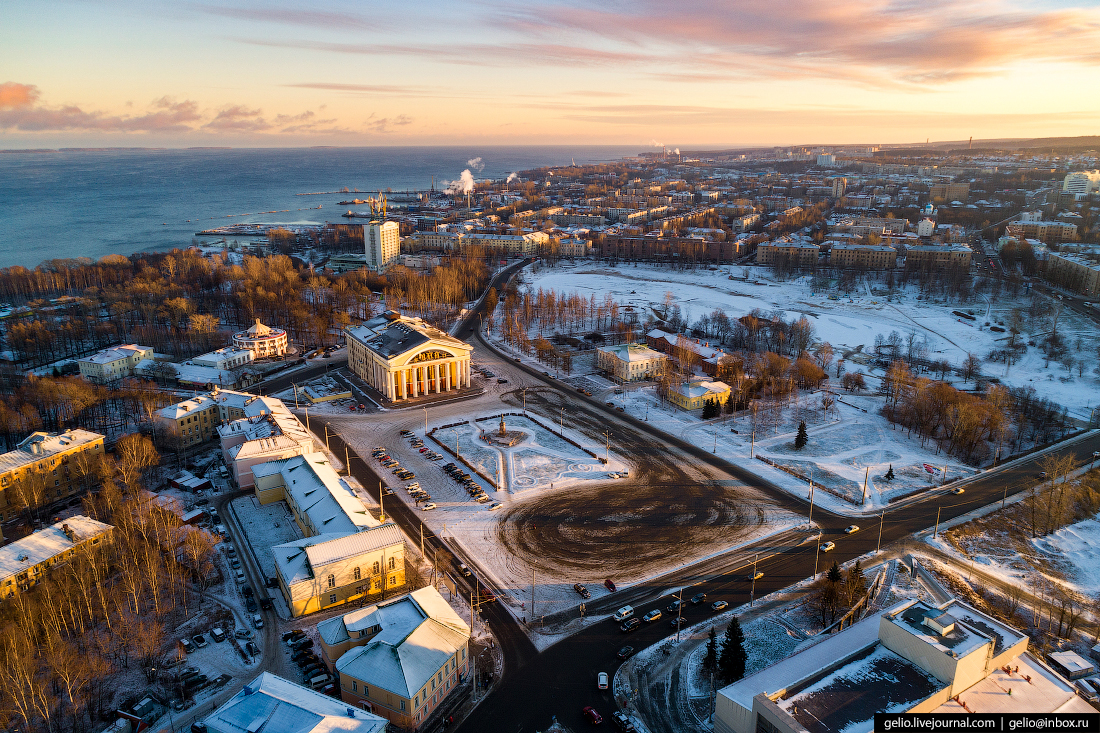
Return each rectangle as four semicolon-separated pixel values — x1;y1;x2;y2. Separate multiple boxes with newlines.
293;383;299;409
933;506;942;539
531;569;536;619
876;510;885;554
345;445;351;476
560;407;564;436
379;482;385;522
713;425;717;453
941;464;947;486
603;430;610;463
1002;484;1008;509
424;406;428;435
304;407;309;432
808;481;815;529
675;587;685;642
750;429;755;458
420;522;424;558
750;554;759;607
324;425;331;453
862;467;869;504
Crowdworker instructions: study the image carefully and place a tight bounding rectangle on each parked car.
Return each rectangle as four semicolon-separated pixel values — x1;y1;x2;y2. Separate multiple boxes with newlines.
242;585;253;598
421;503;437;511
180;638;196;654
612;710;637;732
260;598;274;610
252;614;264;629
574;583;591;599
192;634;208;648
458;563;472;577
245;597;258;613
583;706;603;725
604;579;616;592
283;629;306;643
210;628;226;643
597;672;609;690
235;628;254;640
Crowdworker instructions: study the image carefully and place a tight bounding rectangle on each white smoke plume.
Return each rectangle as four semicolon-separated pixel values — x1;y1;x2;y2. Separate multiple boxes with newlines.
467;157;485;172
674;148;680;155
506;172;518;183
650;140;664;147
445;169;476;195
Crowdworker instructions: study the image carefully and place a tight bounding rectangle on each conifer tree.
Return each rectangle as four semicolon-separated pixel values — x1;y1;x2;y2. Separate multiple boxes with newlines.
884;464;895;481
794;420;808;450
718;617;748;683
703;627;719;677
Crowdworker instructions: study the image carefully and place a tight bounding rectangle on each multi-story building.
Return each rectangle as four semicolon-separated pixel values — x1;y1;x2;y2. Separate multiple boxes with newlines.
0;430;105;530
319;586;470;728
217;397;315;489
929;182;970;201
1062;170;1100;198
0;515;113;599
364;220;401;271
1045;253;1100;297
917;217;936;237
1005;219;1078;245
668;378;731;411
595;343;667;382
817;153;836;166
345;311;474;403
78;344;154;383
831;217;909;236
905;244;973;270
407;230;461;251
831;243;898;270
557;238;591;258
460;231;549;255
831;177;847;198
715;598;1092;733
730;212;762;233
200;672;387;733
188;346;253;371
232;319;288;358
253;452;406;616
155;393;221;448
755;240;821;267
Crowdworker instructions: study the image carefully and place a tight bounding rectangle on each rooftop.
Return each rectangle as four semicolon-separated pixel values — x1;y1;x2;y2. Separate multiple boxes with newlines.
345;311;468;361
598;342;667;363
256;452;379;538
78;344;150;365
201;671;387;733
0;429;103;474
0;515;113;582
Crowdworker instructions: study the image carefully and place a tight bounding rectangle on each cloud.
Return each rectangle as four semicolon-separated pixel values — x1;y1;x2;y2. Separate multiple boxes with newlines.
496;0;1100;86
366;114;412;134
283;82;450;98
0;82;353;136
187;3;384;31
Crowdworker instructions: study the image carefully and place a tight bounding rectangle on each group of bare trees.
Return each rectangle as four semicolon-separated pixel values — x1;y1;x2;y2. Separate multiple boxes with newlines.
0;435;218;733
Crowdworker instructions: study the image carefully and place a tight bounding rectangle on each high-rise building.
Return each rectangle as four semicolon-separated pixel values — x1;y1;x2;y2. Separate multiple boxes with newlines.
1063;170;1100;199
364;220;401;272
831;177;847;198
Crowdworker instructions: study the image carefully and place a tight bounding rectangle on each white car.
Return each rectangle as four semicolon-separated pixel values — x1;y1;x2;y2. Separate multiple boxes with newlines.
421;503;437;511
819;541;836;552
607;472;619;479
844;525;860;534
488;502;503;511
597;672;609;690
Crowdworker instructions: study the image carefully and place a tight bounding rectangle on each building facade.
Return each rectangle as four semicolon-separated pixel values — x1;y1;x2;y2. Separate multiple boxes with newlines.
831;243;898;270
78;344;154;383
232;319;288;358
755;241;820;267
929;182;970;201
668;378;731;411
345;311;474;403
0;515;113;599
254;452;406;616
1062;170;1100;198
189;346;253;371
0;430;105;530
364;220;401;271
319;587;471;729
1005;219;1078;245
1045;253;1100;297
595;343;667;382
905;244;973;270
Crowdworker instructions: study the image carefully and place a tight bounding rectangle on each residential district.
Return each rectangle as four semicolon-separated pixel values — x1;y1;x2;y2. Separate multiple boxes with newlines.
4;141;1100;733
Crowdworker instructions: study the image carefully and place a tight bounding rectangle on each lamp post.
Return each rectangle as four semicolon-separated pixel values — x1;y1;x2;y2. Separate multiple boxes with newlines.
750;554;759;607
876;510;885;554
423;406;428;435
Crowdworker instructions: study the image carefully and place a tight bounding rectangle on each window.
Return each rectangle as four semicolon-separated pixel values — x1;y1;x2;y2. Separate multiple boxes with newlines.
388;556;396;570
372;561;380;574
329;594;337;604
353;566;361;580
390;576;398;586
327;574;335;588
374;579;381;590
352;681;357;692
400;701;406;711
431;679;436;691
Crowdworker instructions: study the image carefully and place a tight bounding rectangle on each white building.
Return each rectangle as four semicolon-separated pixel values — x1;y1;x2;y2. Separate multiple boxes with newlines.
345;311;474;403
78;344;154;383
232;319;288;359
364;220;401;271
595;343;667;382
917;217;936;237
1063;170;1100;199
189;346;253;371
319;586;471;729
200;672;387;733
817;153;836;167
716;598;1093;733
217;397;315;489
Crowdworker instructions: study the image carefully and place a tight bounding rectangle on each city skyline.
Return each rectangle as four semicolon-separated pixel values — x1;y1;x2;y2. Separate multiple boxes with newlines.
3;0;1100;148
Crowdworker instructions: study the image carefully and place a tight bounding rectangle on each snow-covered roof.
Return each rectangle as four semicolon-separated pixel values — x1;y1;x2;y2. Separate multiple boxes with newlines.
345;311;469;362
598;343;666;363
260;453;379;536
78;344;151;365
671;379;729;399
0;429;103;474
155;394;217;421
0;515;113;583
331;587;470;699
1050;651;1094;677
932;653;1094;714
201;671;387;733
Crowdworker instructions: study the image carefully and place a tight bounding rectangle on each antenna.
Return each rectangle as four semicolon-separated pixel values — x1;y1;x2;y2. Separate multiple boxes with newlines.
969;136;973;150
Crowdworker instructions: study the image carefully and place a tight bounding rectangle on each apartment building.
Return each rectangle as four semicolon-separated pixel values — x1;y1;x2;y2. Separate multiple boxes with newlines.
364;220;401;272
0;429;105;530
929;182;970;201
0;515;113;598
1063;170;1100;198
1005;219;1078;245
460;231;549;255
188;346;253;371
755;240;821;267
253;452;406;616
905;244;973;270
1045;253;1100;297
78;344;154;383
319;586;470;729
831;243;898;270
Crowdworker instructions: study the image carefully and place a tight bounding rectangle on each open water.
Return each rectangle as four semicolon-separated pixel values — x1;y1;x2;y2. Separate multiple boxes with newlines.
0;145;637;269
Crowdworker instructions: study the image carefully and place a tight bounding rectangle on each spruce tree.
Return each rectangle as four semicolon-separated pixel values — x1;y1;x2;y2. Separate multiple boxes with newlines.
702;399;718;419
884;464;895;481
794;420;808;450
702;627;719;677
827;561;843;584
718;617;748;683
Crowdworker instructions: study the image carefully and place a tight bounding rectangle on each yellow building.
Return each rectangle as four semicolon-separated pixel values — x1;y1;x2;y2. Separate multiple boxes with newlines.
0;515;113;599
253;452;406;616
830;243;898;270
0;430;105;531
596;343;667;382
668;378;730;411
346;311;474;403
78;344;154;384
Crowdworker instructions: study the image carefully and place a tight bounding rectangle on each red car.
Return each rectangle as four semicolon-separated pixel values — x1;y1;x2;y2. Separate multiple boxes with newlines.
604;579;616;592
583;706;603;724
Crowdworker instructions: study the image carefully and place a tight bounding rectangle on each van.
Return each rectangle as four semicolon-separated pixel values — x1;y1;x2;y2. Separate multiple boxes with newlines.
613;606;634;622
309;673;334;690
235;570;246;584
210;627;226;643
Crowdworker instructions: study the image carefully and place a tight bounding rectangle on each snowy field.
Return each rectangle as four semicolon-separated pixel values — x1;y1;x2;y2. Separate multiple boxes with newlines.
524;262;1100;422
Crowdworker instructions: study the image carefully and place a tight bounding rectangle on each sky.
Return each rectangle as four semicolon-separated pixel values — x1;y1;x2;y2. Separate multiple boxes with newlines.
3;0;1100;148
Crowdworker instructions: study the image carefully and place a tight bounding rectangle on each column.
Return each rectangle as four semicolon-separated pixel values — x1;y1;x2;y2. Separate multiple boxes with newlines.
410;368;418;398
432;364;440;393
465;359;471;387
443;362;451;391
399;370;406;400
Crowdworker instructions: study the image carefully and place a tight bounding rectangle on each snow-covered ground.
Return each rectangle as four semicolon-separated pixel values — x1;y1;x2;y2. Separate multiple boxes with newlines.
522;262;1100;421
230;495;303;580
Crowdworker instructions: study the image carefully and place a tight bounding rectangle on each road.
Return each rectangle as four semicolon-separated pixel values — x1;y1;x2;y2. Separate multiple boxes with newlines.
239;259;1100;732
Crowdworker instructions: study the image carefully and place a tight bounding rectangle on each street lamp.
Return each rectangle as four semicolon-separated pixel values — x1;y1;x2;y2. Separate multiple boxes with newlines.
750;554;759;607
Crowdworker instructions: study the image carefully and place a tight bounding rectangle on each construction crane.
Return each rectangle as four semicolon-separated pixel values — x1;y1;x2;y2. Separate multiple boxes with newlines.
367;194;387;218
